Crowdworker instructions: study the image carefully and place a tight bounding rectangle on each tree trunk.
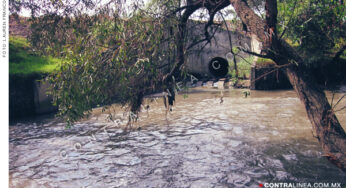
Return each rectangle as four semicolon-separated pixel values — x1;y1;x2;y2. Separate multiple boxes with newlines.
229;0;346;170
165;6;198;80
285;64;346;170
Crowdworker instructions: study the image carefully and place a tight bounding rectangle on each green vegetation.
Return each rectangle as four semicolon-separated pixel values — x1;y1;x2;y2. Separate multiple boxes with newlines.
255;57;276;67
39;12;178;124
228;56;279;80
228;56;254;79
9;36;62;75
10;0;345;127
277;0;345;58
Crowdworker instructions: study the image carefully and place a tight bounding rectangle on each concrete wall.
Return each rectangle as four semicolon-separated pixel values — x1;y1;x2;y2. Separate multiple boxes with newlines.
250;65;292;90
250;34;262;63
9;74;57;120
185;22;252;77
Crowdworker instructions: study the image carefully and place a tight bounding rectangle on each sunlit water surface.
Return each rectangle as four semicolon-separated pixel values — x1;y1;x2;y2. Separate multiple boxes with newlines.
9;88;346;188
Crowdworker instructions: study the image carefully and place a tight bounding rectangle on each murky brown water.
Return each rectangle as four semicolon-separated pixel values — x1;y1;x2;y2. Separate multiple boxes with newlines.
9;88;346;188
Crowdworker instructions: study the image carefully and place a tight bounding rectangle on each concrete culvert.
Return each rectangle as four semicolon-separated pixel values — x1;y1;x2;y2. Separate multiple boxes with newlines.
208;57;229;78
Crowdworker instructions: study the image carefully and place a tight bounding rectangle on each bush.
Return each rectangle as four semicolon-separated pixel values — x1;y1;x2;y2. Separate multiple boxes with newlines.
228;56;254;79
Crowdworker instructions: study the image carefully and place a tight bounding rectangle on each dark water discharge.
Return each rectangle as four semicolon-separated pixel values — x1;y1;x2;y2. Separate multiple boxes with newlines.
9;88;346;188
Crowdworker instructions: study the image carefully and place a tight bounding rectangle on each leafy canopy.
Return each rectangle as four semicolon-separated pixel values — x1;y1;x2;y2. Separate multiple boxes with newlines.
9;0;346;125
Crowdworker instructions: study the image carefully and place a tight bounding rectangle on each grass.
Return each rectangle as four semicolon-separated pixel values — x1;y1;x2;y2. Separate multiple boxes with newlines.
9;36;62;75
228;56;254;79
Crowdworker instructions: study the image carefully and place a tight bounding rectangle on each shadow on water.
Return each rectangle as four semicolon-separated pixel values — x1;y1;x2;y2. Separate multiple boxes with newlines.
9;88;346;187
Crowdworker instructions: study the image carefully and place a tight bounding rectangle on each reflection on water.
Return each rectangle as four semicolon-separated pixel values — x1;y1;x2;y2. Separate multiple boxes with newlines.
9;89;346;187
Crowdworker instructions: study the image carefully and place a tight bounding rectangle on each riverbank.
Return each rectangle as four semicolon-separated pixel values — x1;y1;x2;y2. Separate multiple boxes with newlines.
9;28;62;120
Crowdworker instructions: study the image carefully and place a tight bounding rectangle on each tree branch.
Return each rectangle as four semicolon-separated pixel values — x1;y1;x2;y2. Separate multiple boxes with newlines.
279;0;298;39
238;47;270;58
330;45;346;64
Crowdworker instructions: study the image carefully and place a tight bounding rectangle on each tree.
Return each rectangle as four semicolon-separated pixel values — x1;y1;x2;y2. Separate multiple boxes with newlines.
227;0;346;170
165;0;346;170
10;0;346;170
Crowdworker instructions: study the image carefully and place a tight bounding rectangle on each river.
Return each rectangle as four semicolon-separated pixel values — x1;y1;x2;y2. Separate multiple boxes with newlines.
9;88;346;187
